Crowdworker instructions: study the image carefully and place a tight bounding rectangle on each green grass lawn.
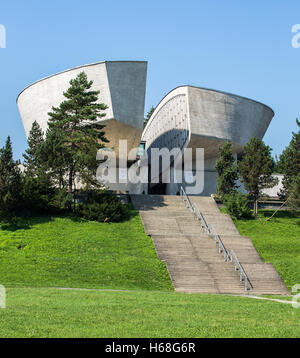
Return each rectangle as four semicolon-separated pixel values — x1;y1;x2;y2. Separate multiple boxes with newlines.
232;210;300;292
0;210;172;291
0;287;299;338
1;208;300;338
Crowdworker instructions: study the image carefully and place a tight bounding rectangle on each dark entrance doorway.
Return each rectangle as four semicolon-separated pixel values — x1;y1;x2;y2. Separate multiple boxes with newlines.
148;182;166;194
148;165;166;194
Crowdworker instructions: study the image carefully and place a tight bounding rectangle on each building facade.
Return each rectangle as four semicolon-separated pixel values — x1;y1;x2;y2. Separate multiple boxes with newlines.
141;86;274;195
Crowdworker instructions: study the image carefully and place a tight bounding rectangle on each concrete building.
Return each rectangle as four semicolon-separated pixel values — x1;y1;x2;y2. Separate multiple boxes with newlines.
17;60;147;192
17;62;275;196
142;85;275;195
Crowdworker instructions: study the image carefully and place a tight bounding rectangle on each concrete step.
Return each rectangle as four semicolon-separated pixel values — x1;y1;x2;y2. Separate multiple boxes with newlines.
131;194;290;295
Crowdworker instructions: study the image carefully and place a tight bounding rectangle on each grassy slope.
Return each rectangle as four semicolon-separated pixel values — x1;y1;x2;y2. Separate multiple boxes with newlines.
1;209;300;338
0;287;299;338
232;210;300;291
0;211;172;291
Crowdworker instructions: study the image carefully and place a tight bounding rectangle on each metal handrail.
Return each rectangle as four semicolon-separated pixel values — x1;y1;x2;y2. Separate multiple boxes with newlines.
207;224;230;262
181;188;207;232
192;203;209;233
179;186;253;291
180;186;193;212
229;249;254;291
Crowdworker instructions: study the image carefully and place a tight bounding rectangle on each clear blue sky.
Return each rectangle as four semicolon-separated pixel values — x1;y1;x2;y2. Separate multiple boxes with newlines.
1;0;299;160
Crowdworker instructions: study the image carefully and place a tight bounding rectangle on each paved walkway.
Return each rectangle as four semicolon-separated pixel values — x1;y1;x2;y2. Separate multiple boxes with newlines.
56;288;295;306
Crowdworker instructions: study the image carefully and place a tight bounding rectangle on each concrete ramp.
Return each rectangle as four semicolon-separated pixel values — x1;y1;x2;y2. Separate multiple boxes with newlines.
131;194;289;295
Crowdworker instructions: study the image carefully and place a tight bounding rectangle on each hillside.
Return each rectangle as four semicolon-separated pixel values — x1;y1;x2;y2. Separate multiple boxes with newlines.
0;210;172;291
232;210;300;291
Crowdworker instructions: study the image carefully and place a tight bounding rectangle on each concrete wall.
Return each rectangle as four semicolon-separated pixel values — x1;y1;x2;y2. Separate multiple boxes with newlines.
187;86;274;159
261;174;284;197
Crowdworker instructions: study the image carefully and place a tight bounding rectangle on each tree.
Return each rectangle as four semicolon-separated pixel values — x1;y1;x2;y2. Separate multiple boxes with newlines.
0;137;23;217
23;120;45;176
143;106;155;128
44;126;69;189
238;137;277;216
287;173;300;211
215;141;238;198
223;191;251;219
273;154;284;174
277;119;300;197
22;121;57;212
47;71;109;192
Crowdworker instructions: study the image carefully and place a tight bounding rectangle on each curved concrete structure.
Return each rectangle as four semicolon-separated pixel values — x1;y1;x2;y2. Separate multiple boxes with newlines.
17;61;147;160
142;85;274;195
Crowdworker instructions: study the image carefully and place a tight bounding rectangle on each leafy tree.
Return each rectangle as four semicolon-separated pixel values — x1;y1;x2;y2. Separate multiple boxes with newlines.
47;71;109;192
215;141;238;198
23;121;45;176
238;137;277;216
0;137;24;217
143;106;155;128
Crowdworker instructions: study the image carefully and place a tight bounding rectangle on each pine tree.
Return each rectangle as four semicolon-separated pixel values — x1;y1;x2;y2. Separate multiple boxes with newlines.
287;173;300;211
0;137;23;217
143;106;155;128
23;120;45;176
277;118;300;197
238;137;277;216
215;141;238;198
47;71;109;192
44;126;68;189
22;121;56;212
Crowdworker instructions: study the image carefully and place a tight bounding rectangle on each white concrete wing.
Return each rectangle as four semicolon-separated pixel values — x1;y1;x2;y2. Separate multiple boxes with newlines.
17;61;147;158
142;85;275;195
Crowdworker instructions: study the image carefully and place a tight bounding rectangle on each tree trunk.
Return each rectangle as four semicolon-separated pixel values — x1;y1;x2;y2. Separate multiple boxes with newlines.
254;198;258;217
69;165;74;193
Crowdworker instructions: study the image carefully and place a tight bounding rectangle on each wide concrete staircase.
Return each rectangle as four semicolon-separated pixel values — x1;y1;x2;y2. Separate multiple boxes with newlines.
131;194;289;295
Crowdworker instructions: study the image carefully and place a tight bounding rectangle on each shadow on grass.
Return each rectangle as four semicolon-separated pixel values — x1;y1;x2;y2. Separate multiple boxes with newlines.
259;210;300;219
225;208;300;223
0;203;140;232
0;215;55;232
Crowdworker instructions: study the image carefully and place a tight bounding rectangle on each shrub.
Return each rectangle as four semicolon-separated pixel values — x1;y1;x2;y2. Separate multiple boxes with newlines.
77;191;128;222
0;216;30;230
223;191;252;220
22;176;55;214
49;188;74;212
